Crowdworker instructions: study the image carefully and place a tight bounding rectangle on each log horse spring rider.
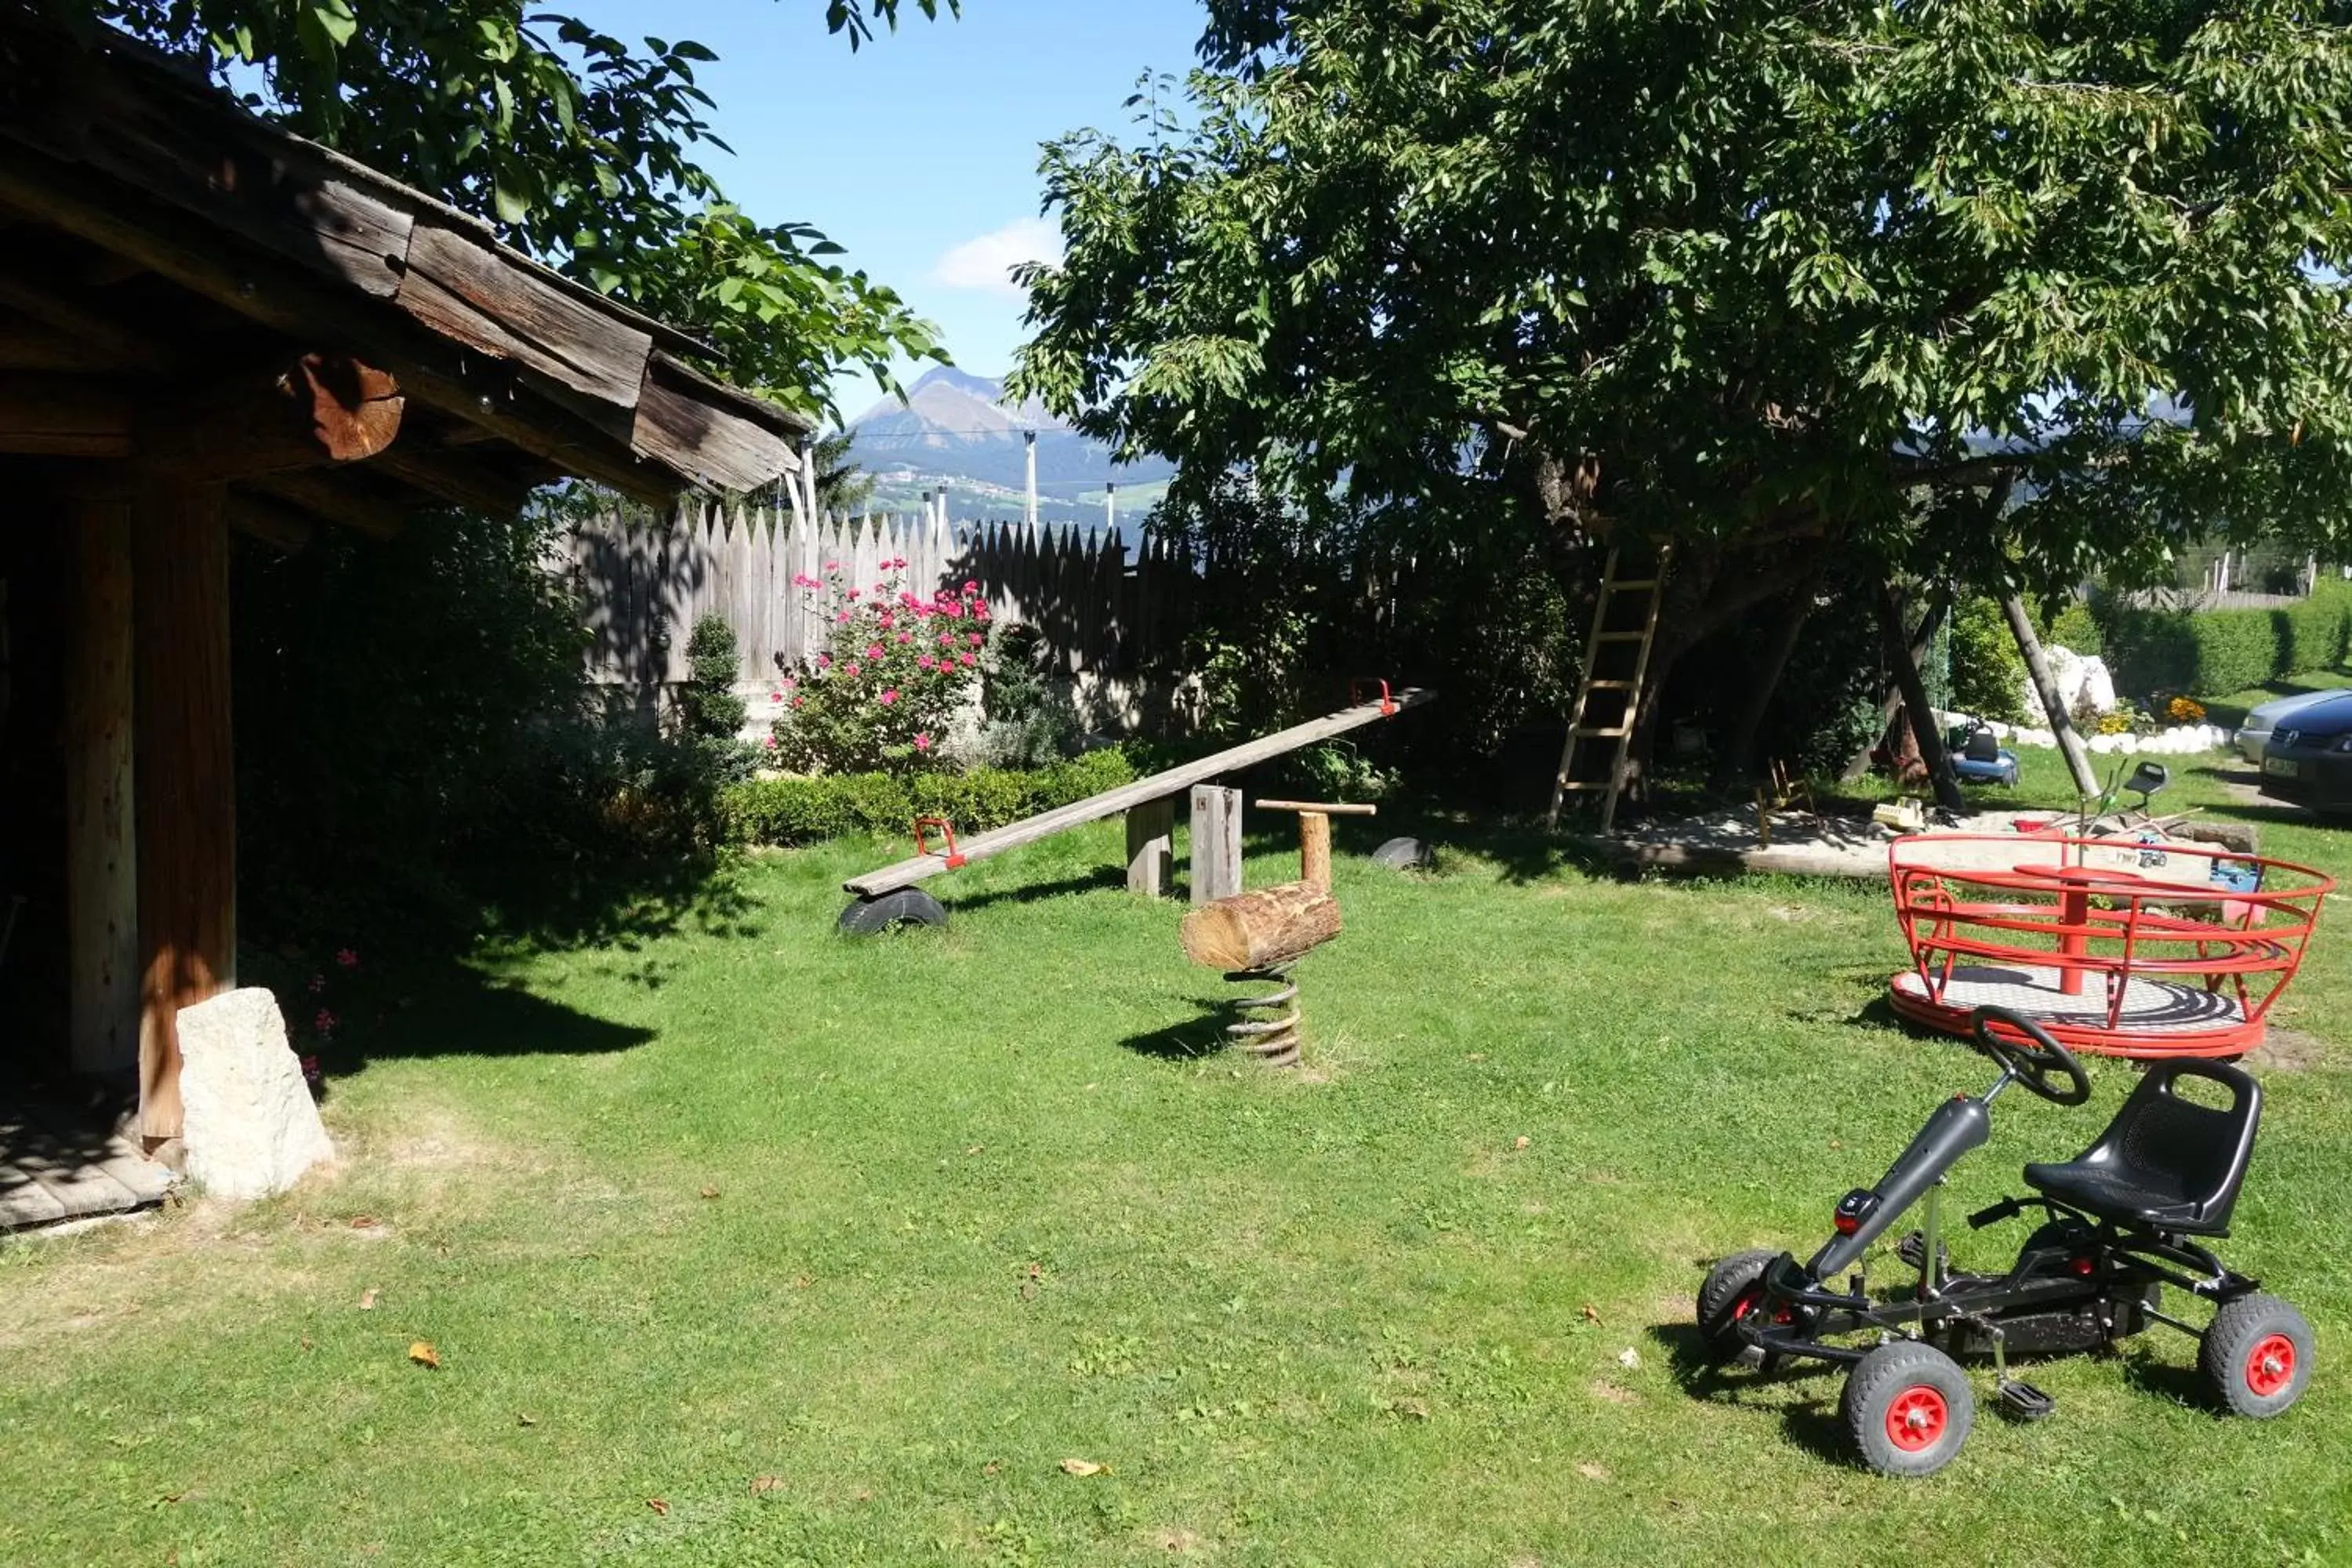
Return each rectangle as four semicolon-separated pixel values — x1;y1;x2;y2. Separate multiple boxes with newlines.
1696;1006;2312;1475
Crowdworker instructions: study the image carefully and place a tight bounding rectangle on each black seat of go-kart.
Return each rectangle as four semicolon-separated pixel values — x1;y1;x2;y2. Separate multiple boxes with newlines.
2024;1058;2261;1236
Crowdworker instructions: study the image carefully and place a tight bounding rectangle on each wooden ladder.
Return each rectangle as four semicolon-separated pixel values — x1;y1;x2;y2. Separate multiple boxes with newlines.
1547;545;1668;833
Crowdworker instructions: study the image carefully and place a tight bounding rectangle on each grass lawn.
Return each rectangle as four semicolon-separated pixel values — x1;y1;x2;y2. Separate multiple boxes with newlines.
5;750;2350;1566
2189;664;2352;731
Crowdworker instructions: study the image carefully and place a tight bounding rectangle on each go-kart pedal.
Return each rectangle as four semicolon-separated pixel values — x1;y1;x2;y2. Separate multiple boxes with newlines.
1996;1377;2054;1421
1894;1229;1949;1275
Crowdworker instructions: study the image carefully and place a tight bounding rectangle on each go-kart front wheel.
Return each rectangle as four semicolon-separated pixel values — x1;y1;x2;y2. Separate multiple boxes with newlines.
2201;1294;2314;1418
1843;1341;1974;1477
1695;1250;1777;1363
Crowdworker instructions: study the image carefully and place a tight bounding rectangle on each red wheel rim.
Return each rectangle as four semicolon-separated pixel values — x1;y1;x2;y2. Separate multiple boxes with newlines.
1885;1385;1948;1452
1731;1288;1760;1322
2245;1333;2296;1398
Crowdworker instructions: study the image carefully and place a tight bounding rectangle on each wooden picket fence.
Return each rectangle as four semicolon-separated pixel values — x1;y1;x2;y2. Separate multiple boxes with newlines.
562;501;1204;688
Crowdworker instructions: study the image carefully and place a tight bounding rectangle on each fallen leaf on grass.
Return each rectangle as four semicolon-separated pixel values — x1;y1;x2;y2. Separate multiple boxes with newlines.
982;1460;1002;1476
750;1475;786;1495
408;1341;441;1369
699;1186;720;1200
1580;1303;1602;1325
1617;1347;1642;1370
1513;1135;1531;1150
1576;1462;1610;1483
517;1414;537;1428
645;1498;670;1517
349;1214;379;1229
1059;1458;1106;1477
1466;1053;1486;1062
793;1275;813;1290
358;1288;378;1311
965;1145;984;1156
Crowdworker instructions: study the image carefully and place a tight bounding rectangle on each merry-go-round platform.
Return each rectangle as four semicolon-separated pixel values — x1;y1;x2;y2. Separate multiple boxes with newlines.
1885;833;2334;1059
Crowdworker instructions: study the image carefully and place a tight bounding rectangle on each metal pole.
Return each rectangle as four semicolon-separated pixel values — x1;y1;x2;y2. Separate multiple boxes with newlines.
1024;429;1038;526
1105;481;1116;532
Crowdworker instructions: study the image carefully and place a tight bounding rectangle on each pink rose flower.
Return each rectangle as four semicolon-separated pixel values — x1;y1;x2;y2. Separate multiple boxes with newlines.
914;732;932;752
816;653;832;668
967;633;983;647
825;561;840;572
895;633;912;644
764;735;779;749
336;948;360;969
917;655;935;670
866;644;884;660
844;662;862;677
958;652;975;667
879;689;898;706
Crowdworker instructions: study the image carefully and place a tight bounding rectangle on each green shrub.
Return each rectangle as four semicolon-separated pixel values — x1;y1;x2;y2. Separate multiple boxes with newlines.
717;746;1139;847
677;614;748;742
1947;597;2028;723
2102;579;2352;698
2047;600;2102;655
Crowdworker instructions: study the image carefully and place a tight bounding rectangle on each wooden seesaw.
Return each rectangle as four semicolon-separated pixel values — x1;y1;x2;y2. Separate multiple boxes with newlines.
835;684;1432;932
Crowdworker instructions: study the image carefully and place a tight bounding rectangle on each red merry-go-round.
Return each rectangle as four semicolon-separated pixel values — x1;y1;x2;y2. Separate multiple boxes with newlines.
1886;833;2334;1059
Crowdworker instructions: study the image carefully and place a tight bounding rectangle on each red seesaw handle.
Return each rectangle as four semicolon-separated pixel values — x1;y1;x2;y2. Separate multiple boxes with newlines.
1352;677;1398;717
913;817;967;869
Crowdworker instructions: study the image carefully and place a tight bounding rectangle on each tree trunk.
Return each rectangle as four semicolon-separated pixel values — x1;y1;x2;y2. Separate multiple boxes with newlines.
1999;593;2098;797
1711;579;1817;789
1181;882;1341;971
1873;580;1965;813
1842;587;1950;782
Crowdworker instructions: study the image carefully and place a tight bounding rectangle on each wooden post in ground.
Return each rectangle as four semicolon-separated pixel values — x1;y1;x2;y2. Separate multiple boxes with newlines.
1126;797;1175;898
1254;800;1378;892
2000;593;2099;797
64;491;140;1075
132;477;234;1149
1189;786;1243;906
1842;588;1950;782
1872;581;1966;814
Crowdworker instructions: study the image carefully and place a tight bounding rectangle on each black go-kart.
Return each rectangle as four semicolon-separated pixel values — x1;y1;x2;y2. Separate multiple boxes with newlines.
1696;1005;2312;1476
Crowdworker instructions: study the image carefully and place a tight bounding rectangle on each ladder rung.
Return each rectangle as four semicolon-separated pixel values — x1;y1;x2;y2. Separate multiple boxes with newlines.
1584;679;1636;690
1594;631;1648;642
1605;578;1661;591
1574;725;1634;739
1556;781;1616;791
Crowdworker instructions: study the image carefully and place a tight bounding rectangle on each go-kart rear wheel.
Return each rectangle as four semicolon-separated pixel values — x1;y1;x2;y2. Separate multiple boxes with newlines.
1844;1340;1974;1477
2200;1294;2314;1418
1695;1249;1778;1363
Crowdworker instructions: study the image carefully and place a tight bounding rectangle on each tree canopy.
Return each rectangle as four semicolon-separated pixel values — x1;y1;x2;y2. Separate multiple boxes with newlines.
1011;0;2352;602
43;0;960;416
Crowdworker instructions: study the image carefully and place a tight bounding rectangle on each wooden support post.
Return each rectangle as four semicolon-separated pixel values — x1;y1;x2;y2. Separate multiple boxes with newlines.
1126;796;1175;898
1189;786;1243;906
1873;582;1966;814
1254;800;1377;893
2000;593;2099;798
132;477;234;1148
64;493;139;1074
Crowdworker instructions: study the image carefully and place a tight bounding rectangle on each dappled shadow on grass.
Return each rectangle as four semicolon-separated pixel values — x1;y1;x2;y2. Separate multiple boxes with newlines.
472;849;764;953
2118;1345;2222;1414
936;866;1127;915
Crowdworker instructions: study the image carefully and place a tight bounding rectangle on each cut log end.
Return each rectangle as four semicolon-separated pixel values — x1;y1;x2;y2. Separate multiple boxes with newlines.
1180;881;1342;971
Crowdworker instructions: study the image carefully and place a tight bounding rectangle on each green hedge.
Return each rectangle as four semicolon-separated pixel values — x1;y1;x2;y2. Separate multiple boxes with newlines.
717;747;1140;847
2100;580;2352;698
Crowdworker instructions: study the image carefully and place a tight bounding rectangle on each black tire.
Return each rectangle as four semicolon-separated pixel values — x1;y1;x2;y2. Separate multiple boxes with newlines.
836;888;949;935
2200;1294;2314;1418
1843;1340;1974;1477
1370;836;1433;871
1695;1249;1778;1363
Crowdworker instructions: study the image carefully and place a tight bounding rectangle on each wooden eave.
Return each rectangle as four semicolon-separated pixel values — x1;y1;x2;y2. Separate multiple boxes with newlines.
0;19;807;540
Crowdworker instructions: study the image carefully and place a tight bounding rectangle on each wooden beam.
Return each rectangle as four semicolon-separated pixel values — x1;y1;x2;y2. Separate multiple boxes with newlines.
141;353;403;479
248;469;414;539
0;372;130;455
132;477;234;1149
64;491;140;1074
0;148;691;503
1125;797;1174;898
224;492;317;554
1189;786;1243;906
366;442;536;516
0;268;172;371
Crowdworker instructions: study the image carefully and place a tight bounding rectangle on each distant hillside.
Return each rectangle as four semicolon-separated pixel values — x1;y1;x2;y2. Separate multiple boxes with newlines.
847;367;1174;507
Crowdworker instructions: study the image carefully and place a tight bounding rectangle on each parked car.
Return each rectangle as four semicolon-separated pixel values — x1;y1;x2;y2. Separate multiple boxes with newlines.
2257;691;2352;811
2237;687;2350;763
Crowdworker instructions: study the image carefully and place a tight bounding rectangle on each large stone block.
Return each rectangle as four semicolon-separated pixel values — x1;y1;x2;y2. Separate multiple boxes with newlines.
176;988;334;1200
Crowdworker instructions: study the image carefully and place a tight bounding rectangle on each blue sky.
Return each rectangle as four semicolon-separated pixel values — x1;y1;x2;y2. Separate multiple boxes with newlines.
598;0;1207;420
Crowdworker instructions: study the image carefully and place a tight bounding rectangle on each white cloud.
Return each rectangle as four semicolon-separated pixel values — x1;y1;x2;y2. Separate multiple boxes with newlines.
931;216;1062;297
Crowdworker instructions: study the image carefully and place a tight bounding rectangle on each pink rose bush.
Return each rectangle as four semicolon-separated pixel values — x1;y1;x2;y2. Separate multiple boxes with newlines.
770;560;996;772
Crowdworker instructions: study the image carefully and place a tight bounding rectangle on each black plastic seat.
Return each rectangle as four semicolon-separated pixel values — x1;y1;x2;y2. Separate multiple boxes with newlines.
1962;729;2001;764
2023;1058;2261;1236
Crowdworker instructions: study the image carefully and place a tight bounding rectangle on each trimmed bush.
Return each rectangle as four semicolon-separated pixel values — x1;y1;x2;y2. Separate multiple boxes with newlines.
717;747;1139;848
2048;600;2102;656
1948;597;2029;723
2098;580;2352;698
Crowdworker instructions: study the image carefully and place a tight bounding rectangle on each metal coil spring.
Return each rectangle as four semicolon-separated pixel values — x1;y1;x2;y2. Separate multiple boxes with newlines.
1222;964;1301;1066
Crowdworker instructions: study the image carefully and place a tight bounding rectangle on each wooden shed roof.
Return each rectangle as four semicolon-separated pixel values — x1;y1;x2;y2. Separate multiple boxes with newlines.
0;18;806;540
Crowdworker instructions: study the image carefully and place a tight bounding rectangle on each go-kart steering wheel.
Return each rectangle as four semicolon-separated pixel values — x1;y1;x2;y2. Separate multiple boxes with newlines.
1969;1006;2092;1105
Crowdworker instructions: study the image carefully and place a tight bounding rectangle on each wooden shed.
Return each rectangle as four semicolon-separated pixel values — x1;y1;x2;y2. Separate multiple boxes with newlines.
0;20;805;1155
